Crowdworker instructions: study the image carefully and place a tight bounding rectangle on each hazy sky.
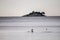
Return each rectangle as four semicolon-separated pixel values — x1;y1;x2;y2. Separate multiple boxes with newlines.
0;0;60;16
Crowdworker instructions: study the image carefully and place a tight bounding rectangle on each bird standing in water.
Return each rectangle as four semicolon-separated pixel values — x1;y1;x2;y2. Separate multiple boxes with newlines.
46;28;48;31
31;29;34;33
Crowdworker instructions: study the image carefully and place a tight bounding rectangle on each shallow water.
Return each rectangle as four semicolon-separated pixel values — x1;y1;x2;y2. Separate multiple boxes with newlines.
0;17;60;40
0;32;60;40
0;26;60;40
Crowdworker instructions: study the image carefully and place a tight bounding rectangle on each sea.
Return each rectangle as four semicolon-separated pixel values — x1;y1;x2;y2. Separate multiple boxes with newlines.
0;16;60;40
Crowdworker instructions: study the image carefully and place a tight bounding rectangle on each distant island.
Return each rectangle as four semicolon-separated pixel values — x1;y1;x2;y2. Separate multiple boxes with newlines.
22;11;46;17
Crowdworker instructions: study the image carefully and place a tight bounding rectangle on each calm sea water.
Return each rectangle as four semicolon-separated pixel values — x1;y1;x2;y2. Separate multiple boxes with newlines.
0;26;60;40
0;17;60;40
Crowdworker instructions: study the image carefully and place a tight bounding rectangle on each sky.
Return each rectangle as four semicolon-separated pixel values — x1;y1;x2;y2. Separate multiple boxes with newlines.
0;0;60;16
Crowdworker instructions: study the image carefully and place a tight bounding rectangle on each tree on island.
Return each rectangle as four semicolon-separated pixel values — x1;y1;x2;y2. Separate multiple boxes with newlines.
23;11;46;17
